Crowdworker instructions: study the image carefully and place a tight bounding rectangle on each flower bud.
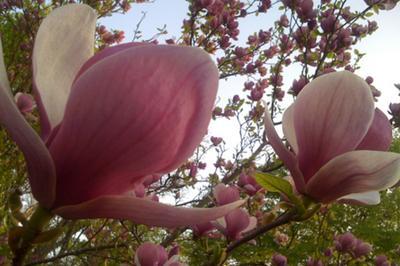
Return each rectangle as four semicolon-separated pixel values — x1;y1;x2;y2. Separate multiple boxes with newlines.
272;253;287;266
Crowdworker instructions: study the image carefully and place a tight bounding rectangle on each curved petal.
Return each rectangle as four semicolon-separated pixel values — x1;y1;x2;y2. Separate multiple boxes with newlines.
305;150;400;203
282;104;298;153
0;75;55;210
225;208;250;240
135;242;168;266
294;71;375;181
213;184;240;205
243;216;257;233
0;38;10;93
74;42;149;82
0;38;56;208
264;103;305;192
338;191;380;205
53;195;245;228
356;108;392;151
49;45;219;207
33;4;96;133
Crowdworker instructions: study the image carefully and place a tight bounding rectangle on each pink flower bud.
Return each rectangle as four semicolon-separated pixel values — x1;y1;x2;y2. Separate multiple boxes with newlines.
279;15;289;27
306;258;323;266
366;76;374;84
389;103;400;117
375;255;389;266
334;232;356;253
232;95;240;103
272;253;287;266
324;248;333;257
211;136;223;146
291;77;308;96
321;15;337;33
353;239;372;258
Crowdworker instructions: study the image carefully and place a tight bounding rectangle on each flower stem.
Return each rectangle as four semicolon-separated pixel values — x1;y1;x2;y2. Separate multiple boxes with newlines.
12;205;53;266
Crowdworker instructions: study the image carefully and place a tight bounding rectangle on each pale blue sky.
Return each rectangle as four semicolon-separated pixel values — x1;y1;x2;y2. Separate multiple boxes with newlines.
101;1;400;111
101;1;400;202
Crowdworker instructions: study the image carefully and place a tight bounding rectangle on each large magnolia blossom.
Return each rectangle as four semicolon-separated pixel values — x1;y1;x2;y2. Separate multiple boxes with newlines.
0;4;243;227
265;71;400;205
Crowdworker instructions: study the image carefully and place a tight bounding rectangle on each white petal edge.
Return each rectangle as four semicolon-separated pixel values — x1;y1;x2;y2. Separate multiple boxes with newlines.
32;4;96;128
306;150;400;203
263;101;305;192
338;191;381;205
282;104;298;154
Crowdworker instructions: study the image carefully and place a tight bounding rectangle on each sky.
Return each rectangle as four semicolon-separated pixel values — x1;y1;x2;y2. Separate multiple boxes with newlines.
101;0;400;145
101;0;400;110
100;0;400;202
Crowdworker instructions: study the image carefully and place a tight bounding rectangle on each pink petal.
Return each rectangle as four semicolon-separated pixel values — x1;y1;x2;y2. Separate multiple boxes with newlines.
264;103;305;192
382;1;396;10
213;184;240;205
243;216;257;233
192;222;215;236
294;71;375;181
305;150;400;203
32;4;96;133
225;209;250;240
356;108;392;151
0;42;56;208
74;42;149;82
53;195;245;228
48;45;219;207
134;242;168;266
338;191;380;205
282;104;298;153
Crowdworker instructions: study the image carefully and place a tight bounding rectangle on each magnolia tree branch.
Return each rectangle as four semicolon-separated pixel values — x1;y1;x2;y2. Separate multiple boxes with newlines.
26;243;127;265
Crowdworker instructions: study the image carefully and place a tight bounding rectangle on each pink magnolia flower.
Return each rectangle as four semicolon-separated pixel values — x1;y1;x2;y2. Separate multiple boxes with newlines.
0;4;242;227
265;71;400;205
238;173;262;196
212;184;257;240
134;242;185;266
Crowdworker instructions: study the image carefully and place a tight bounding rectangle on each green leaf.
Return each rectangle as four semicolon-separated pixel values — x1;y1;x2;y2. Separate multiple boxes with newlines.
255;172;306;214
254;172;293;196
365;11;374;17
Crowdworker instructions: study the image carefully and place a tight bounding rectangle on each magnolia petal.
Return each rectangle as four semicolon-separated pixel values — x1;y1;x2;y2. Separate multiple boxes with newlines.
0;38;10;93
306;150;400;203
282;104;298;154
243;216;257;233
49;45;219;207
74;42;149;82
356;108;392;151
224;209;250;240
33;4;96;131
53;195;245;228
134;242;168;266
264;103;305;192
0;89;56;208
213;184;240;206
338;191;380;205
294;71;375;181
